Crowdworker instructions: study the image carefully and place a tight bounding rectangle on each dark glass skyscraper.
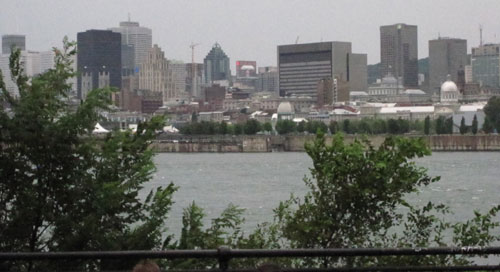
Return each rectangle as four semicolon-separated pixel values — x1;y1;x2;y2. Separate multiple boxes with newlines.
2;34;26;54
380;23;418;88
203;43;230;84
77;30;121;99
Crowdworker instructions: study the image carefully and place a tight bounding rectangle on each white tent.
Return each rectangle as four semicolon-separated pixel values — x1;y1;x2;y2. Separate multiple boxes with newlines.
92;123;109;134
163;125;179;133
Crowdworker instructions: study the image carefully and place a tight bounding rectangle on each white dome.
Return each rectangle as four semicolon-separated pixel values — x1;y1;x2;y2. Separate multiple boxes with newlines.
277;102;294;114
440;80;458;93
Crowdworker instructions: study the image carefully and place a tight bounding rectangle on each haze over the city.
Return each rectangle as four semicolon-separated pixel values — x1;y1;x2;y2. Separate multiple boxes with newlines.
2;0;500;68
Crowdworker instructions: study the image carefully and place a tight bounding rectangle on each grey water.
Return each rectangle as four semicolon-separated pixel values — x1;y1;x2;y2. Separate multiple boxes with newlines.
148;152;500;239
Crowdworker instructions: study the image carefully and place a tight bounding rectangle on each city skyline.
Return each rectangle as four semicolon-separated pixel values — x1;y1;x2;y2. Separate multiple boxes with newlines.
2;0;500;71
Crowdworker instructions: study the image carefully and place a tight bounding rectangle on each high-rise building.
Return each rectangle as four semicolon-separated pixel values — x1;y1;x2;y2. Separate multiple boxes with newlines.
236;60;257;78
429;38;467;94
186;63;203;98
0;50;43;97
138;45;175;104
204;43;230;84
77;30;122;99
277;41;365;100
471;43;500;88
109;20;152;72
257;66;278;93
169;60;187;96
380;23;418;88
349;53;368;93
2;34;25;54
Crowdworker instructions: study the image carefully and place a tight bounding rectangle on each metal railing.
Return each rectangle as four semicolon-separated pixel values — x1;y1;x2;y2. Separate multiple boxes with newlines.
2;246;500;271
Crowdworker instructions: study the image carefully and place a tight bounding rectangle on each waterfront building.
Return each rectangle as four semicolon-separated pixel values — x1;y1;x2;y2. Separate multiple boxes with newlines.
204;43;231;84
380;23;418;88
109;19;152;72
277;41;366;100
2;34;25;54
429;38;467;95
440;75;460;104
138;45;175;104
77;30;121;100
471;43;500;88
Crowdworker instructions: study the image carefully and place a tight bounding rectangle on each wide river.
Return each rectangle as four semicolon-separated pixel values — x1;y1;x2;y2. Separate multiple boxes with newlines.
147;152;500;238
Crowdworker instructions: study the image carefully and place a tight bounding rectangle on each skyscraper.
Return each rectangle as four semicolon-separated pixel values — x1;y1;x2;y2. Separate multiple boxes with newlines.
380;23;418;88
109;19;152;72
277;41;366;101
2;34;25;54
138;45;175;104
429;38;467;94
471;43;500;88
77;30;121;99
203;43;230;84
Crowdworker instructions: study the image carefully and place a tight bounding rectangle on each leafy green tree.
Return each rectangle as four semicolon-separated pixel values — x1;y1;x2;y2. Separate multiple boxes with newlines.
275;119;296;135
297;120;306;133
424;116;431;135
471;115;478;135
387;119;400;134
357;119;372;134
372;119;387;134
0;40;176;271
244;119;261;135
328;121;339;134
262;122;273;133
272;133;500;268
436;116;445;134
483;116;493;133
233;123;244;135
484;96;500;132
342;119;351;134
219;121;228;135
459;116;467;135
445;117;454;134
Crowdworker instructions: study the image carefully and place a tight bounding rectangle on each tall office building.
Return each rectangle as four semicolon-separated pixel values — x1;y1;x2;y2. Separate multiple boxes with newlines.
138;45;175;104
471;43;500;88
109;19;152;72
77;30;121;99
169;60;187;96
204;43;231;84
429;38;467;94
186;63;203;98
257;66;278;93
2;34;25;54
380;23;418;88
278;41;366;101
349;53;368;93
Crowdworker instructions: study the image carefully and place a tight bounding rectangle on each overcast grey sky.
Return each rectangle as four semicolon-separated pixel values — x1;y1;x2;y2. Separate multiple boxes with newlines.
2;0;500;69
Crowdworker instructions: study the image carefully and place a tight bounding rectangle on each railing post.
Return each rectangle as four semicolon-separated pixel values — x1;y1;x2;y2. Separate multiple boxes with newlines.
217;246;230;271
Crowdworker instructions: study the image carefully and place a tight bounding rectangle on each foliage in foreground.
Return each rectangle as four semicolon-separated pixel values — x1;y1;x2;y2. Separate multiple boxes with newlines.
0;40;176;271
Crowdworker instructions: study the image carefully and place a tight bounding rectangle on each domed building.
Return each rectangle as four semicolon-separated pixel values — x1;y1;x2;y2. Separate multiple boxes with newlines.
277;101;294;120
440;75;460;104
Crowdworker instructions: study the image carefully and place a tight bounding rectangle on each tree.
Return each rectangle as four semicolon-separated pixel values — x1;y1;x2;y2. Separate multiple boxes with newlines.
471;115;478;135
297;121;306;133
219;121;228;135
233;123;244;135
244;119;261;135
424;116;431;135
445;117;454;134
387;119;400;134
342;119;351;134
459;116;467;135
435;116;445;134
483;116;493;133
275;119;296;135
0;41;177;271
272;133;500;268
262;122;273;133
328;121;339;134
484;96;500;132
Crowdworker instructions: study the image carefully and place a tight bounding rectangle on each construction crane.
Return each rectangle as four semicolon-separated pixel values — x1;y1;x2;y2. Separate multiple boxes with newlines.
189;42;201;101
295;36;300;44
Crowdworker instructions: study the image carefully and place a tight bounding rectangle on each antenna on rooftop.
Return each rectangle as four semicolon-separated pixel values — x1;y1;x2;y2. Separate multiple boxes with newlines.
480;24;483;46
128;13;131;22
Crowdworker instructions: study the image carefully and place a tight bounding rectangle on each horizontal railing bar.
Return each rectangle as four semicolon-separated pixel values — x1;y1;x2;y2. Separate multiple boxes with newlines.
278;265;500;271
1;246;499;260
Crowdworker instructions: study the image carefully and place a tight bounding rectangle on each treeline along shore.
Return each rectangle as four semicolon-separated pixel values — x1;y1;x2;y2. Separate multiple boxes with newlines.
152;134;500;152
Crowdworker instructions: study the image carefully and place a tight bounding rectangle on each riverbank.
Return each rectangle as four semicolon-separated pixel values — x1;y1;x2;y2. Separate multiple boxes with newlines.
151;134;500;152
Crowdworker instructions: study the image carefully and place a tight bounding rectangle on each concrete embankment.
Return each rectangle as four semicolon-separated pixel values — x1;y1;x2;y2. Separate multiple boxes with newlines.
151;134;500;152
